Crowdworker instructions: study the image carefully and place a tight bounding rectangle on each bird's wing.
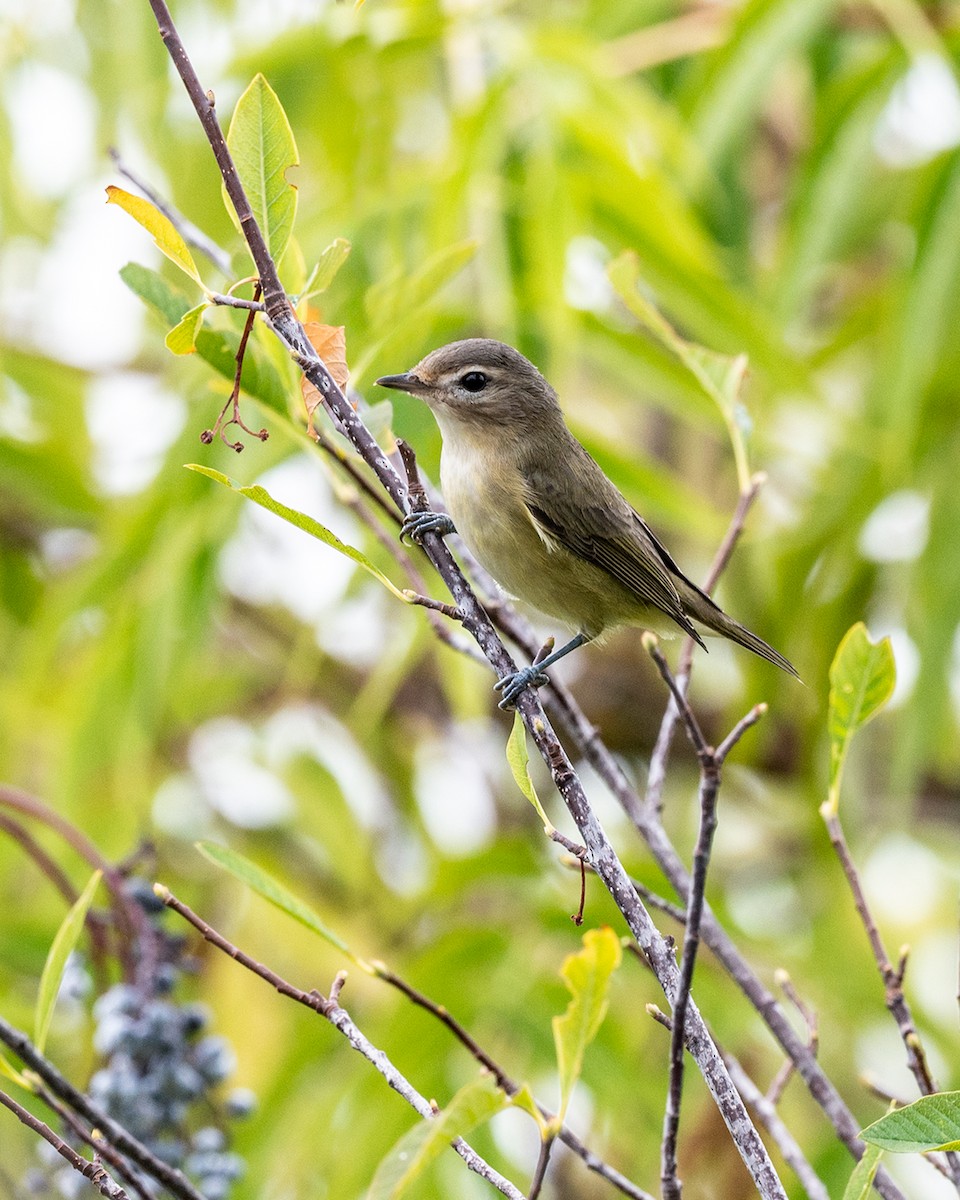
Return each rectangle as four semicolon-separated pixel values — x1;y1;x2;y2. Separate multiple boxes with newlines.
520;451;703;644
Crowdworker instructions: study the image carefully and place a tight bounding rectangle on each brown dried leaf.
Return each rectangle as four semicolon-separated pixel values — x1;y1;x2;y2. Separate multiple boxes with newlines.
300;322;351;432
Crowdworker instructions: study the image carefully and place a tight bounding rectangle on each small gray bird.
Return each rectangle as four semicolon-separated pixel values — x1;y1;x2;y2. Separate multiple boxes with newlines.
377;339;796;707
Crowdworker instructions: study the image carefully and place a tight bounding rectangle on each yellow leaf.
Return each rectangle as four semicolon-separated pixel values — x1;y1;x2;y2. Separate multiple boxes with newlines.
106;186;203;286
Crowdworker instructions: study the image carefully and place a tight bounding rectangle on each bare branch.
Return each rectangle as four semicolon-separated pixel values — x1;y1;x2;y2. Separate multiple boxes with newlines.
156;887;525;1198
0;1089;131;1200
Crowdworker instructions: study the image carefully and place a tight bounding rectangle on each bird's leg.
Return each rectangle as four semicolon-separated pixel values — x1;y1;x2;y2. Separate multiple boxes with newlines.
400;511;456;545
495;633;589;710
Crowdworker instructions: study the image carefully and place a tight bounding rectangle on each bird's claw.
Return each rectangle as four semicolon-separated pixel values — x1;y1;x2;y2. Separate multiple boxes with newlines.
400;510;456;545
494;666;551;709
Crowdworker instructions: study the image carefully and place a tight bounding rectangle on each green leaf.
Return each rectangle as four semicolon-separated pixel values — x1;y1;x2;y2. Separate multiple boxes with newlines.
825;623;896;816
842;1141;884;1200
607;252;751;490
196;842;368;967
861;1092;960;1153
509;1082;549;1136
224;74;299;262
164;303;208;356
35;870;102;1054
185;466;412;603
0;1051;32;1092
121;266;290;412
367;1074;510;1199
106;187;204;286
552;927;622;1120
507;713;551;829
301;238;352;301
687;0;839;167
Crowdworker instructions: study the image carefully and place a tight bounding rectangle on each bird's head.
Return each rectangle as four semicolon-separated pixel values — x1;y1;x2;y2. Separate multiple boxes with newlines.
376;339;560;428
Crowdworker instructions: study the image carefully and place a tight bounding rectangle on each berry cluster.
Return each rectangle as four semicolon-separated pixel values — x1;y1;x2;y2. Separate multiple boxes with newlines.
36;877;254;1200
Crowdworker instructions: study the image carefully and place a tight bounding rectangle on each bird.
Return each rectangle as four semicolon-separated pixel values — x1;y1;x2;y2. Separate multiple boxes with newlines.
376;339;797;708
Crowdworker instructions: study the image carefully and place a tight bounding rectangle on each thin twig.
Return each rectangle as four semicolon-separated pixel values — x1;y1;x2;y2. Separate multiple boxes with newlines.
646;642;747;1200
371;963;654;1200
766;971;819;1106
820;810;960;1190
108;148;234;276
0;1019;205;1200
0;1088;130;1200
527;1136;556;1200
644;472;766;817
208;293;265;312
156;887;525;1199
33;1083;157;1200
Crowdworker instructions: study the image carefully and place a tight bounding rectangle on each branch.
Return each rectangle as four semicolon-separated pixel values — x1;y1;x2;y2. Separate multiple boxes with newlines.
722;1058;831;1200
646;643;762;1200
644;471;766;817
821;810;960;1190
156;887;525;1199
0;1018;205;1200
145;8;784;1192
372;964;655;1200
0;1089;131;1200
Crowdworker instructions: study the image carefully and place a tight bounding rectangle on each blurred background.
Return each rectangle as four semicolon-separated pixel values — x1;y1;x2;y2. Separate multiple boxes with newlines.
2;1;960;1197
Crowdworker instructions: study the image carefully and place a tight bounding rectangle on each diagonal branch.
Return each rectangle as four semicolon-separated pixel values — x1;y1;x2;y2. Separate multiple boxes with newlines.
156;886;524;1199
141;6;782;1193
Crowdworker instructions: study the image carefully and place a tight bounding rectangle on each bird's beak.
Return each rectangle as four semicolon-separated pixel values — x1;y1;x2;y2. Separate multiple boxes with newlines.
375;372;428;395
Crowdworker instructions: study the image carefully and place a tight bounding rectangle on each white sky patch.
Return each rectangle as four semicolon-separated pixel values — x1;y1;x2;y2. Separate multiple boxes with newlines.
188;717;296;829
85;372;187;495
912;929;960;1028
5;62;95;199
862;834;944;927
859;489;930;562
414;724;497;856
564;236;613;313
874;54;960;168
262;704;391;828
219;454;359;622
0;188;149;369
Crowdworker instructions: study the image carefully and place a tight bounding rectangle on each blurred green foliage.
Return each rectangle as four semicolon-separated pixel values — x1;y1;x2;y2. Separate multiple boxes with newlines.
2;1;960;1197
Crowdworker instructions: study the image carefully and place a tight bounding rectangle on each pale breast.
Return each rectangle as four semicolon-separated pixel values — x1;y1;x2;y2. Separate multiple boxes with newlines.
437;425;651;637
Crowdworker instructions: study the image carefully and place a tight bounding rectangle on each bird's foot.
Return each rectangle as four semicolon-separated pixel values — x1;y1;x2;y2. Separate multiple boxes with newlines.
494;665;551;710
400;511;456;545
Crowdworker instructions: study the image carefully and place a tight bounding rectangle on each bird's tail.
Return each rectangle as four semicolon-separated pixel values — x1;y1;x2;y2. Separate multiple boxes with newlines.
675;578;799;678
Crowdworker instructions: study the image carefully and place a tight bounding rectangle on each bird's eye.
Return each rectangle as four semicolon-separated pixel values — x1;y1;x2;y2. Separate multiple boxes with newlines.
459;371;487;393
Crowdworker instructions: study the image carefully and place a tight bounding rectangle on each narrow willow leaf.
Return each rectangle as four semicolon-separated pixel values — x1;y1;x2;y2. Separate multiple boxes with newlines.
825;623;896;816
185;466;411;603
861;1092;960;1153
688;0;838;167
367;1074;509;1200
301;238;352;301
196;841;369;968
106;187;203;286
223;74;299;261
506;713;551;828
35;870;102;1053
164;303;208;356
552;927;622;1120
842;1141;884;1200
607;252;751;489
0;1050;32;1091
